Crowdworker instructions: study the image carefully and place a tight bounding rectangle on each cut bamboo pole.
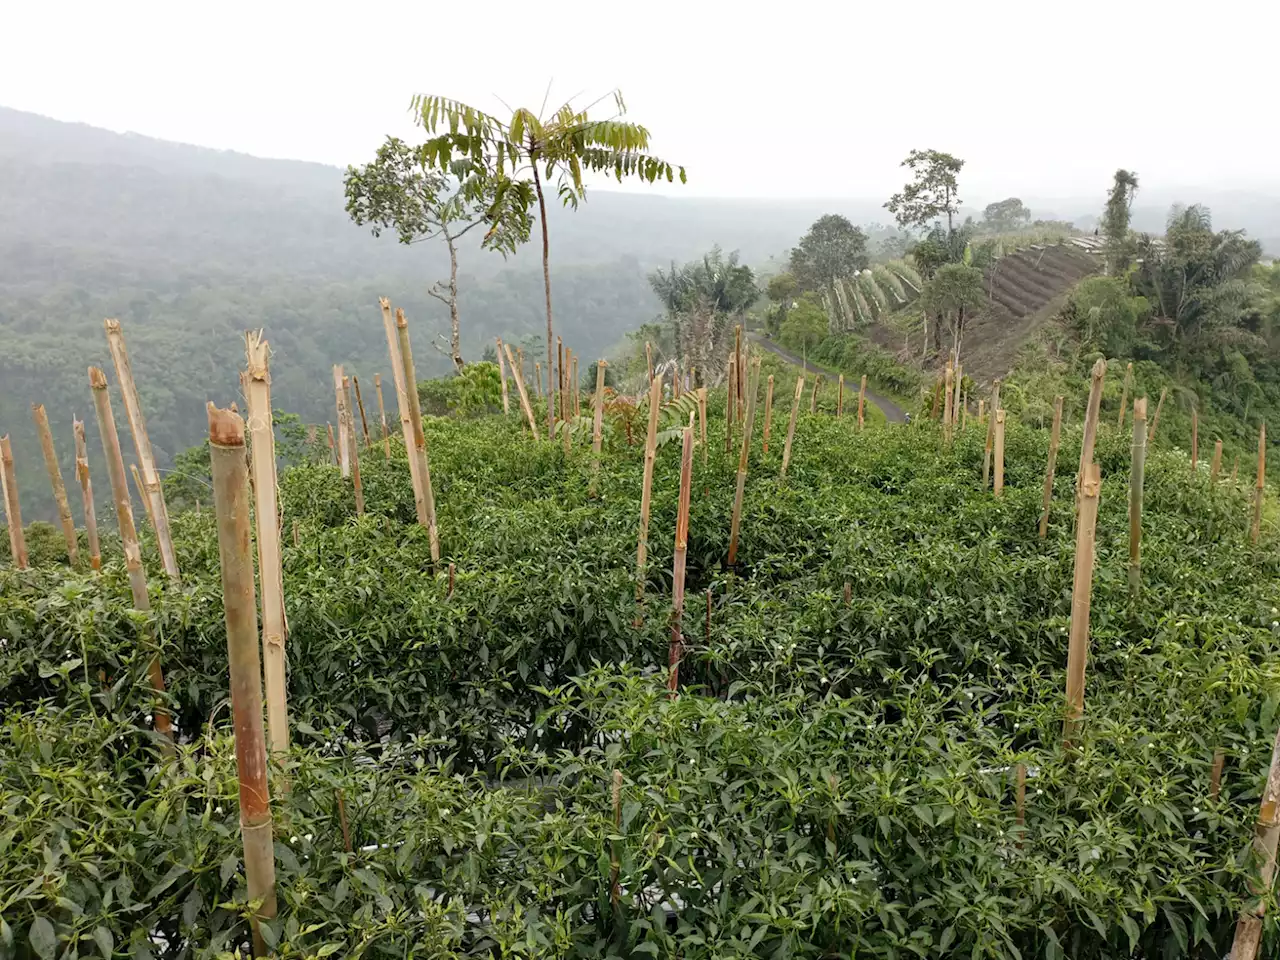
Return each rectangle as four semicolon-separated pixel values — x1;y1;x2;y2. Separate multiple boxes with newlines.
32;404;78;566
734;326;744;422
726;353;736;451
809;375;821;414
930;379;943;420
374;373;391;461
244;332;289;763
0;436;27;569
1148;386;1167;441
1038;396;1064;538
332;365;350;478
1210;749;1226;802
961;392;968;431
344;376;364;516
1230;722;1280;960
1064;462;1101;748
103;319;179;581
89;367;172;742
535;361;543;398
131;464;157;536
395;308;441;565
837;374;844;418
781;375;805;480
589;359;608;496
1117;362;1133;431
1129;397;1147;597
993;410;1007;497
762;376;775;453
1190;405;1199;475
635;376;663;605
728;359;761;567
978;399;985;424
698;388;708;469
557;337;566;427
380;299;429;527
1015;763;1027;845
573;355;580;417
669;417;695;694
983;380;1001;488
943;363;955;443
352;375;371;447
496;338;511;414
953;363;963;429
503;343;539;439
645;341;653;382
858;375;867;431
1210;440;1223;483
326;423;337;465
73;418;101;571
1251;422;1266;546
207;404;277;956
1076;358;1107;489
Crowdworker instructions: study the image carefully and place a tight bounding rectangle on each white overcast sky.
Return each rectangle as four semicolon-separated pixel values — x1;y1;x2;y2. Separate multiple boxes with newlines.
3;0;1277;202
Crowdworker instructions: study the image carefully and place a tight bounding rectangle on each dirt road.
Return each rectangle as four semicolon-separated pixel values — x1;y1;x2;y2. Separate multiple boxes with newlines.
749;335;908;423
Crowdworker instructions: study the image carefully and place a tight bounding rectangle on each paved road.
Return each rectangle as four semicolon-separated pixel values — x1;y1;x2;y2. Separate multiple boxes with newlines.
749;335;908;423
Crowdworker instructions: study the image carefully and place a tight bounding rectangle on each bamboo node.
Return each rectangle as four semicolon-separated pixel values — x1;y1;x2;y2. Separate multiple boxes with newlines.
208;403;246;447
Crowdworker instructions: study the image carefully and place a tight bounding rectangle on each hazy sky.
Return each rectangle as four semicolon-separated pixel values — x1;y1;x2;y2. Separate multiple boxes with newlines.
4;0;1278;202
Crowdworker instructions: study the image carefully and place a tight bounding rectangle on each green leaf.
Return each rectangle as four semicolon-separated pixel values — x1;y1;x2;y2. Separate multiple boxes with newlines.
93;925;115;958
29;917;56;960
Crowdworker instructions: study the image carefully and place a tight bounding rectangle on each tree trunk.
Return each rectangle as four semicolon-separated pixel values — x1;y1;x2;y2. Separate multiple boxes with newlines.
446;233;463;371
532;161;555;436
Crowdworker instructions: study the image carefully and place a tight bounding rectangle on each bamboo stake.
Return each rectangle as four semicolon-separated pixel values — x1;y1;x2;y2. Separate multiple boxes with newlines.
1190;405;1199;475
207;404;277;956
536;361;543;398
1117;362;1133;431
983;381;1001;488
762;376;775;453
1148;386;1167;441
89;367;172;742
726;353;737;451
1251;422;1266;546
645;341;653;382
669;417;695;694
858;375;867;431
1210;749;1225;802
32;404;78;566
344;377;364;516
337;790;352;853
837;374;844;418
943;363;954;443
1064;462;1101;748
635;376;662;605
573;355;580;417
503;343;539;439
610;770;623;909
1077;358;1107;489
978;399;985;425
993;410;1007;497
1038;396;1064;537
332;365;350;478
396;309;441;565
930;379;943;420
73;419;101;571
0;436;27;569
673;363;681;400
326;423;337;465
1129;398;1147;597
447;562;455;597
103;319;179;581
352;375;371;447
131;464;157;536
590;359;608;496
809;375;821;414
496;338;511;414
961;392;968;431
734;326;743;422
1230;722;1280;960
953;363;963;429
374;373;391;461
698;388;708;470
728;359;761;567
244;332;289;763
1210;440;1223;483
557;337;566;426
781;375;805;480
380;299;429;528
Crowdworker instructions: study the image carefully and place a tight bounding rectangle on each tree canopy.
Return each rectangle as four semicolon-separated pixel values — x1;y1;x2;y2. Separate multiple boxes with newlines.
788;215;869;292
981;198;1032;233
885;150;965;232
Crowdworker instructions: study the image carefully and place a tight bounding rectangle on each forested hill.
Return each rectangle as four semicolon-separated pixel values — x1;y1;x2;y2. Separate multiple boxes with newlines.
0;106;870;521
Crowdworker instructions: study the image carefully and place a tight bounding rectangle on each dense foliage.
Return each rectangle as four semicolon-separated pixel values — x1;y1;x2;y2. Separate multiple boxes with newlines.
5;373;1280;957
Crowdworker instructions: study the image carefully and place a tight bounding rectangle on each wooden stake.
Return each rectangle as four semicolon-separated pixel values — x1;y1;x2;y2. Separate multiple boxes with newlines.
380;299;429;528
809;375;821;415
573;355;581;417
374;373;391;461
131;464;157;536
635;376;662;604
344;376;364;516
1064;462;1101;748
645;341;653;382
983;381;1001;488
669;417;695;694
943;363;955;442
858;375;867;431
89;368;171;742
32;404;78;566
589;359;608;496
1117;362;1133;431
1230;722;1280;960
1129;397;1147;597
762;376;775;453
930;378;943;420
781;375;805;480
557;337;566;427
698;388;708;469
1190;405;1199;475
207;403;277;956
73;418;101;571
1015;763;1027;844
447;562;455;597
728;359;762;567
103;319;179;581
396;308;441;565
1038;396;1064;537
536;361;543;398
726;353;736;451
332;365;350;478
1077;358;1107;489
734;326;743;421
244;332;289;764
496;337;511;414
0;436;27;569
352;375;371;447
1210;748;1226;802
993;410;1007;497
953;363;963;429
837;374;844;418
1210;440;1223;483
961;391;968;431
1251;422;1266;546
503;343;539;439
1148;386;1167;441
336;789;352;853
978;399;985;425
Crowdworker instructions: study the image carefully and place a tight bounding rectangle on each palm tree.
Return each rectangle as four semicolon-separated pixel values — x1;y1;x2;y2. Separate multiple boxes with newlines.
411;89;685;434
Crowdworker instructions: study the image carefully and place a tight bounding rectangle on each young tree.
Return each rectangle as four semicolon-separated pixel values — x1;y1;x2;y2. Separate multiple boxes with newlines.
1102;169;1140;276
779;294;828;356
765;272;798;335
789;215;869;291
920;263;986;360
886;150;965;232
344;137;530;370
982;198;1032;233
410;89;685;433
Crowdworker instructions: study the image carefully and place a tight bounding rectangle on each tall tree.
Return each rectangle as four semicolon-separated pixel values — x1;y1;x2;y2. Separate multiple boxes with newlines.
886;150;965;232
1102;169;1140;276
982;198;1032;233
410;89;685;433
920;263;985;359
344;137;530;370
648;247;755;379
789;215;869;291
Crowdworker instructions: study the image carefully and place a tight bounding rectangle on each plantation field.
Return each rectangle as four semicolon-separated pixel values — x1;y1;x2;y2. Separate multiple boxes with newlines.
3;369;1280;959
